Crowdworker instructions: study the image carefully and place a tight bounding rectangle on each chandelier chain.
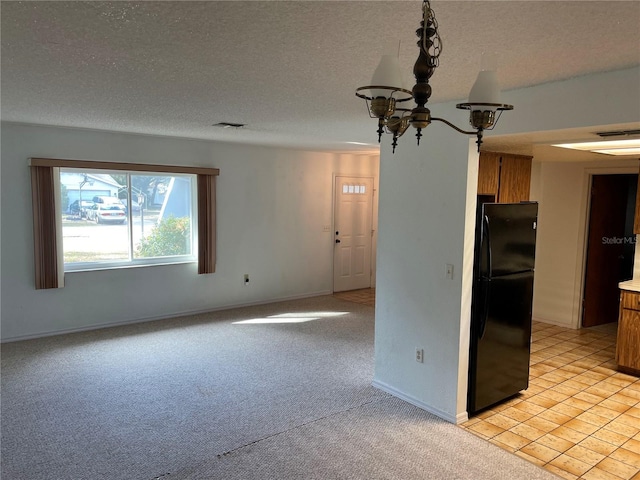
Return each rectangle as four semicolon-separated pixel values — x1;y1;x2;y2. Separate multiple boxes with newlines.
421;1;442;68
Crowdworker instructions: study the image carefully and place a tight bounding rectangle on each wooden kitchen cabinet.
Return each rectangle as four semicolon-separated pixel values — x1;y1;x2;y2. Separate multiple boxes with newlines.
477;152;500;196
617;290;640;373
498;154;533;203
477;152;532;203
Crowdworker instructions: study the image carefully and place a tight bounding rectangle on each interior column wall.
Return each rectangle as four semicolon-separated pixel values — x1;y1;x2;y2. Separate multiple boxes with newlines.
373;125;476;424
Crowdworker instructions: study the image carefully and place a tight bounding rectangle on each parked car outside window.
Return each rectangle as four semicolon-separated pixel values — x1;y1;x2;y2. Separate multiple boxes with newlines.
86;203;126;224
92;195;124;206
68;200;94;218
120;198;141;214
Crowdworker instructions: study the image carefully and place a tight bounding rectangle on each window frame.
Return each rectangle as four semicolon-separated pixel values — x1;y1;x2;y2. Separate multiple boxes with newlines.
30;158;219;289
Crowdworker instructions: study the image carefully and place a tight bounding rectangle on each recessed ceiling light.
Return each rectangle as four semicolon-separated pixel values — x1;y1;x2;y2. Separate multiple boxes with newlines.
552;138;640;156
591;147;640;156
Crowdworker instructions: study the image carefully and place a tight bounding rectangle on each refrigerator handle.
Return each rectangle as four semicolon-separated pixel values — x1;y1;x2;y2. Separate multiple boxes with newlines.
483;214;492;279
479;214;492;340
479;279;490;340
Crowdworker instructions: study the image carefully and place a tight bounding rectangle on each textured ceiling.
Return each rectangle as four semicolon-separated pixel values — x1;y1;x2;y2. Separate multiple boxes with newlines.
2;1;640;153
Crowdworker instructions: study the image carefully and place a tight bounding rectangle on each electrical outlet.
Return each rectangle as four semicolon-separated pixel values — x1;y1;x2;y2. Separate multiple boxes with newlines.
243;274;249;286
415;348;424;363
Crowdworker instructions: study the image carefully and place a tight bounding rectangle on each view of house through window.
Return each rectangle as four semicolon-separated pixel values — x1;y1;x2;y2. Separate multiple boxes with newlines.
60;169;197;269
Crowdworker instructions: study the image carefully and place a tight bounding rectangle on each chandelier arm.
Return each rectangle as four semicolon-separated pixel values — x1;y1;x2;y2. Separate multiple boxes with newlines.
430;117;478;136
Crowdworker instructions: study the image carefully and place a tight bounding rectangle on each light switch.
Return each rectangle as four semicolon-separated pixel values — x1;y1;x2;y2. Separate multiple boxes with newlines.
445;264;454;280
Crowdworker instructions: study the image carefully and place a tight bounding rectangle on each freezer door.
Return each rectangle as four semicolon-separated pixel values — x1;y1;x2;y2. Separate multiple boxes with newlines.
481;203;537;277
468;271;534;414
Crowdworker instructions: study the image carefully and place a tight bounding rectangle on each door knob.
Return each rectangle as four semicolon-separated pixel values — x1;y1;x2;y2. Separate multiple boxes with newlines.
335;239;341;244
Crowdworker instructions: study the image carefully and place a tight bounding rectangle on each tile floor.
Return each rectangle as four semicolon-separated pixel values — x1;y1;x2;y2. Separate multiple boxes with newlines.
461;322;640;480
334;289;640;480
333;288;376;307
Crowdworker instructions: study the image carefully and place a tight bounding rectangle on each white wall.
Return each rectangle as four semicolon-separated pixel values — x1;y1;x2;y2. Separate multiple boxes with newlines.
498;68;640;136
530;159;638;328
0;124;379;341
373;124;477;424
373;67;640;423
500;66;640;330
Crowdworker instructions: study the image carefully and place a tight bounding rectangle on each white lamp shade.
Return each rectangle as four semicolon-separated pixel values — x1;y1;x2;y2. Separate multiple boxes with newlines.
401;68;415;92
468;70;502;106
369;55;406;99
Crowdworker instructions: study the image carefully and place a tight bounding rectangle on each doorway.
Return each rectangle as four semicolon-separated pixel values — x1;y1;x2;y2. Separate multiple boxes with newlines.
582;174;637;327
333;176;374;292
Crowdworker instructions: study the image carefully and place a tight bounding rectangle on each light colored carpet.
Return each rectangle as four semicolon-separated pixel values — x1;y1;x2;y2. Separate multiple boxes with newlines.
1;295;559;479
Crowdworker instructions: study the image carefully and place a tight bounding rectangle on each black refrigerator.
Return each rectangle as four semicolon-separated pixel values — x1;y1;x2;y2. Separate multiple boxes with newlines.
468;202;538;415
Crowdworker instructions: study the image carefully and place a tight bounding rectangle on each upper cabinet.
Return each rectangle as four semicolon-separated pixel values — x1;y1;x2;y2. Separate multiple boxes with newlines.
478;152;533;203
477;152;500;197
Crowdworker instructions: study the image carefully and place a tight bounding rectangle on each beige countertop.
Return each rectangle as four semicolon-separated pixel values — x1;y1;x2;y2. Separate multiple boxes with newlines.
619;280;640;292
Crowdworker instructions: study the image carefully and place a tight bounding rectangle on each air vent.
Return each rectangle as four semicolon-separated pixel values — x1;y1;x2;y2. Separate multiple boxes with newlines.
594;129;640;138
212;122;245;129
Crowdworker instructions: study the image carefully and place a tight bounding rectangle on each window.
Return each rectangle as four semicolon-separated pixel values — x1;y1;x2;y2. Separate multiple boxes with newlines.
61;169;196;270
342;183;366;194
30;158;219;289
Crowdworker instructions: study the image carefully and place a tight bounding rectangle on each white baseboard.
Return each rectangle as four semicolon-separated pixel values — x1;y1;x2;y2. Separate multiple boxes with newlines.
371;379;467;424
1;290;333;343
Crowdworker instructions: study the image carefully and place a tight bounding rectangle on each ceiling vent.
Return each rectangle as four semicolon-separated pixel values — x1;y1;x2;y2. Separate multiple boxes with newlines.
212;122;245;129
594;129;640;138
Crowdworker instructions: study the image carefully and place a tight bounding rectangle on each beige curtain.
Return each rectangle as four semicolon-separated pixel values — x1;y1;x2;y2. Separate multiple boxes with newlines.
31;166;60;289
197;174;217;274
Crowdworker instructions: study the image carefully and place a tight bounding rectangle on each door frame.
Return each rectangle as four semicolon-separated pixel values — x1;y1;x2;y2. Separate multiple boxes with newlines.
573;166;638;329
332;173;378;292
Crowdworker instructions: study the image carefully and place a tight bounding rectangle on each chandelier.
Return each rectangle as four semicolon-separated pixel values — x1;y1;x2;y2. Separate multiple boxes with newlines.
356;0;513;153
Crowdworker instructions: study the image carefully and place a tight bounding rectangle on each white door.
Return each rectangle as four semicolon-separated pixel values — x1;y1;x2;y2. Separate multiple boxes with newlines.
333;176;374;292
